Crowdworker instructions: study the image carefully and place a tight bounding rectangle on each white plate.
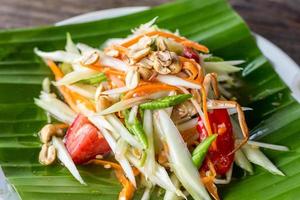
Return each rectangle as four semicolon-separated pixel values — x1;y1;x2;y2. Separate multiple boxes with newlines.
1;6;300;200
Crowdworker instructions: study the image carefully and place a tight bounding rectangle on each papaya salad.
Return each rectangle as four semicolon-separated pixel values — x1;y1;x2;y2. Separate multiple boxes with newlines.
34;19;288;200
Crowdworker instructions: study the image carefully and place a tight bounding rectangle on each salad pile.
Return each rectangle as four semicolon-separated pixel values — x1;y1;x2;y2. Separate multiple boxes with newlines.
34;19;288;200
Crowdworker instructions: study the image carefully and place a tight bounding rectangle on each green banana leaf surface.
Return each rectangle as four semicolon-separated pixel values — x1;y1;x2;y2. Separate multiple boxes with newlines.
0;0;299;199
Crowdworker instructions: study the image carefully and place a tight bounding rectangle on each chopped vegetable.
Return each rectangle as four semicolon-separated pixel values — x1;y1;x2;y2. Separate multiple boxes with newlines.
234;149;253;174
246;140;289;152
64;114;110;164
89;116;137;187
157;110;210;200
163;174;183;200
197;109;235;175
156;75;201;89
35;92;76;124
124;110;148;149
123;83;178;99
66;84;96;99
52;136;85;185
77;73;107;85
55;70;100;86
34;48;81;63
177;118;198;131
106;114;143;149
65;33;80;54
192;134;217;168
203;56;224;62
140;94;192;110
242;144;284;176
143;110;156;176
182;46;200;63
98;96;149;115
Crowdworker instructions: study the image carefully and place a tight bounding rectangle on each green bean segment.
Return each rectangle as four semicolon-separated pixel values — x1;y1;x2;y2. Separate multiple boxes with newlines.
77;73;106;85
192;134;217;168
140;94;192;110
124;110;148;149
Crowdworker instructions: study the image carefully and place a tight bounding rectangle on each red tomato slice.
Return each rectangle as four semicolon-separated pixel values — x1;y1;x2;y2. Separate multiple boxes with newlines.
197;109;234;175
182;46;200;63
65;114;110;164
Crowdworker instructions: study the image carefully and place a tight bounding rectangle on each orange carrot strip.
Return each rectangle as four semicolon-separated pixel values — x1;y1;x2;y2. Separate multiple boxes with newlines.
115;169;135;200
82;63;103;72
80;61;126;78
86;159;123;170
121;31;209;53
88;158;137;200
46;60;96;112
179;56;203;83
181;40;209;53
182;62;198;80
71;92;96;111
60;87;81;113
87;159;140;175
203;178;220;200
46;60;64;79
207;159;217;177
103;68;126;77
200;85;217;150
112;45;129;54
45;60;80;112
123;83;179;99
200;85;213;136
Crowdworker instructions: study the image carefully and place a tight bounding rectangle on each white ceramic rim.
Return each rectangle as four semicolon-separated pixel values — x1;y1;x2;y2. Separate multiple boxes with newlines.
1;5;300;200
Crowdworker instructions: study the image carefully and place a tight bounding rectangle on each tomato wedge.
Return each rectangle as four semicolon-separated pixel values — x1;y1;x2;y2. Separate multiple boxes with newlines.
65;114;110;164
182;46;200;63
197;109;234;175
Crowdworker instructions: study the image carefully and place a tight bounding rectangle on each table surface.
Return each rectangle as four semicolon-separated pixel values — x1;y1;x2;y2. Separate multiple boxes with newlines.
0;0;299;64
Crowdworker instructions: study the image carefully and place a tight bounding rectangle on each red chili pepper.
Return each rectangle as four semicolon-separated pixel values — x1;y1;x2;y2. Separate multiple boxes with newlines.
65;114;110;164
197;109;234;175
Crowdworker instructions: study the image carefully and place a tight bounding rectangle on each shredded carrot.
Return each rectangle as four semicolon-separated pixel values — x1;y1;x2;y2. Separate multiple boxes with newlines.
207;159;217;178
202;177;220;200
200;85;217;150
200;86;213;136
123;83;179;99
46;60;64;79
80;62;102;72
103;68;126;77
181;127;199;146
87;159;122;170
120;31;209;53
87;159;140;175
115;169;135;200
182;62;198;80
112;45;129;54
81;62;126;78
45;60;80;112
200;165;220;200
181;40;209;53
59;87;81;113
179;56;203;83
71;92;96;111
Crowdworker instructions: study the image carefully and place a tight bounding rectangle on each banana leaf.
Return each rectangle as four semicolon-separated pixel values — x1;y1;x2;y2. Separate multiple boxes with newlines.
0;0;299;199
